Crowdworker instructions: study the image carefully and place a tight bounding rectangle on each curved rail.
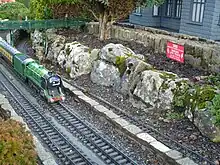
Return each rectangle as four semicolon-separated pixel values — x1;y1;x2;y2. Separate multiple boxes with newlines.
0;70;95;165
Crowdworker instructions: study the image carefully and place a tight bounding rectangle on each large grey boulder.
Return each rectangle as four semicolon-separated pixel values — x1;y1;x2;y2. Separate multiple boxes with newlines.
133;70;188;111
194;109;220;142
99;43;144;64
46;35;65;61
90;60;121;88
57;41;99;78
121;57;153;95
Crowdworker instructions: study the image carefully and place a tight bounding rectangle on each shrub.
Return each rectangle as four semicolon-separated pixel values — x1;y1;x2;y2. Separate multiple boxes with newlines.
0;2;30;20
0;119;37;164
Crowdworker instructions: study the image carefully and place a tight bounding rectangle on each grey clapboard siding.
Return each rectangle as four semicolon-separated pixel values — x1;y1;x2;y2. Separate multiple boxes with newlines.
129;7;160;27
179;0;215;39
129;0;220;40
210;0;220;40
160;2;181;31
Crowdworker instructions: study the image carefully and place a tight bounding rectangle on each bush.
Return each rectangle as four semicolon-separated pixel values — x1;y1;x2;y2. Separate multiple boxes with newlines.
0;119;37;164
0;2;30;20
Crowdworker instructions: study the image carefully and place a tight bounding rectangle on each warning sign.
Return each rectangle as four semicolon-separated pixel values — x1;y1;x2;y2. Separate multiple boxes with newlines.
166;41;184;63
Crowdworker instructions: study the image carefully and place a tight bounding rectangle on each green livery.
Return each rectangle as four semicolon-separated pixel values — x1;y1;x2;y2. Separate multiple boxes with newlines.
0;37;65;103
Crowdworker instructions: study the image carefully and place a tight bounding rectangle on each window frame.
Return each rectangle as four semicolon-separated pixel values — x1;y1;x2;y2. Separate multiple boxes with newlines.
165;0;173;17
152;5;160;17
134;6;142;16
190;0;206;23
174;0;182;18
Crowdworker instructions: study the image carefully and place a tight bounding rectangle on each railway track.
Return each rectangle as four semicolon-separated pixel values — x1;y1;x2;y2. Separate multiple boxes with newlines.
0;70;95;165
68;82;217;165
37;98;137;165
0;60;139;165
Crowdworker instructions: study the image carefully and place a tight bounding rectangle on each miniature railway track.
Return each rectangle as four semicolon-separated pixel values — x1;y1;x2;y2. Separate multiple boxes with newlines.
0;59;138;165
69;83;217;165
36;98;137;165
0;70;95;165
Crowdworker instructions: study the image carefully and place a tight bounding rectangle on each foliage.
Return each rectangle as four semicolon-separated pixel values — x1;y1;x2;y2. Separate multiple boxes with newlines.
166;111;184;120
172;82;217;123
0;119;37;164
0;2;30;20
29;0;165;39
29;0;52;19
209;94;220;126
16;0;30;7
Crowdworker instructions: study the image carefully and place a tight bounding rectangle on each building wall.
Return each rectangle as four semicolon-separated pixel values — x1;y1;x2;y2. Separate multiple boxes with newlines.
210;0;220;40
129;7;160;27
129;0;181;31
179;0;215;39
160;2;181;31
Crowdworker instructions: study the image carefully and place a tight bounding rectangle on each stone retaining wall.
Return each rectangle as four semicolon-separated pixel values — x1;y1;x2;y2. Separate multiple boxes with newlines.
86;22;220;73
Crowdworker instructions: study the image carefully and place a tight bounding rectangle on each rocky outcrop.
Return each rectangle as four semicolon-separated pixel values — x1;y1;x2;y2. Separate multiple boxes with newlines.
57;41;99;78
30;29;220;142
194;109;220;142
30;30;45;61
46;35;65;61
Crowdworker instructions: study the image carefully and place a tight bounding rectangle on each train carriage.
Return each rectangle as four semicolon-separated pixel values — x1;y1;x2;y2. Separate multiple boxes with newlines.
0;37;22;64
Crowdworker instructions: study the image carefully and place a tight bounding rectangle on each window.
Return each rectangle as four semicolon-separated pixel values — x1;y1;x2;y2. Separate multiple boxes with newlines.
134;6;141;15
191;0;205;23
153;5;160;16
166;0;173;16
175;0;182;18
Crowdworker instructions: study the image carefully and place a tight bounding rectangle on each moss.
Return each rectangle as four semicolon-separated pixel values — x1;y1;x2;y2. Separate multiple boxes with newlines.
115;56;127;77
212;136;220;143
159;72;176;80
66;67;71;74
160;81;169;93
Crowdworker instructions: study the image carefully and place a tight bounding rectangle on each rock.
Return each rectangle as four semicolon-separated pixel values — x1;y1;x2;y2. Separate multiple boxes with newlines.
90;49;100;61
132;70;189;111
35;46;45;62
31;30;44;50
194;109;220;141
90;60;121;88
99;43;136;64
121;58;152;95
57;41;95;78
46;35;65;61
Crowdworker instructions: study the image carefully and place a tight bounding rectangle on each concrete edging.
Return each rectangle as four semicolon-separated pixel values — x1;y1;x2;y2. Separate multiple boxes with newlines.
63;80;197;165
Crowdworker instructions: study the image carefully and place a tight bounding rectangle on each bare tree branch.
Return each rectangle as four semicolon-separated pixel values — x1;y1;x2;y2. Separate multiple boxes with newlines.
88;9;99;21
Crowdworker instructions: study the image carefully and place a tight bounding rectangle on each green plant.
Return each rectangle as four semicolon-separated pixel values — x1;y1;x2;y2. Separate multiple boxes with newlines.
0;119;37;164
209;94;220;126
0;2;30;20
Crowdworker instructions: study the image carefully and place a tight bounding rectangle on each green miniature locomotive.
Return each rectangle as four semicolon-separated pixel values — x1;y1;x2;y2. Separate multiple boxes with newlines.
0;37;65;103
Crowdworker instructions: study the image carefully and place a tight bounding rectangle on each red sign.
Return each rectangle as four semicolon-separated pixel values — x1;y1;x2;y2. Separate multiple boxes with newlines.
166;41;184;63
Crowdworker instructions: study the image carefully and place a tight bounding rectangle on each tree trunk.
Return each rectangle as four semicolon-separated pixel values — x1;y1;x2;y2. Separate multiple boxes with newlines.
99;11;111;41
